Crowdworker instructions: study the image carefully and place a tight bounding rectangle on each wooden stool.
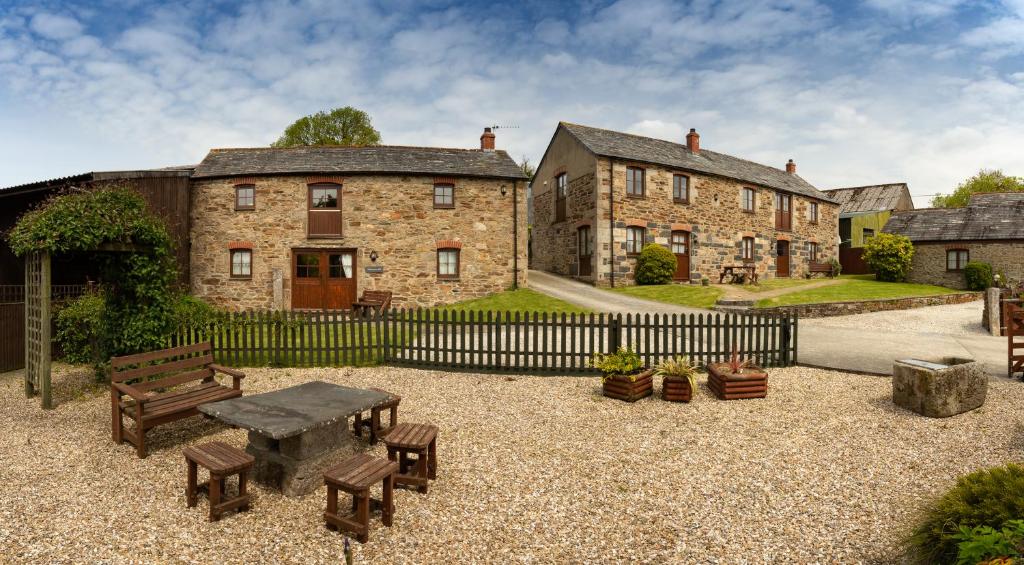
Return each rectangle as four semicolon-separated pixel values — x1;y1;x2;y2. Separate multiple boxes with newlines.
353;388;400;444
383;423;438;494
324;454;399;543
183;441;254;522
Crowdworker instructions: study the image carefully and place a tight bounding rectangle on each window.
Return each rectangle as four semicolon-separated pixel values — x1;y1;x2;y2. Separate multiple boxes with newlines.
437;249;460;279
230;249;252;279
673;174;689;203
863;228;875;241
775;193;792;230
308;183;342;237
742;188;756;212
741;237;755;262
808;242;819;262
626;167;645;197
328;253;353;278
433;183;454;209
295;253;320;278
671;232;689;255
554;173;567;222
809;202;819;224
947;249;969;272
235;185;255;210
578;225;592;256
626;226;645;254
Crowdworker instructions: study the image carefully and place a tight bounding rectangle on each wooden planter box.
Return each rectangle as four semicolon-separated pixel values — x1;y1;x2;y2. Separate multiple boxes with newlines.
661;376;693;402
602;369;654;402
707;363;768;400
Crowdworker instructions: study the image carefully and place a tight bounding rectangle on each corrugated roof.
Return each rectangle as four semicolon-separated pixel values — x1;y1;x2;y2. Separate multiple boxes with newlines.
823;183;910;214
192;145;528;180
0;167;194;195
558;122;835;202
883;192;1024;241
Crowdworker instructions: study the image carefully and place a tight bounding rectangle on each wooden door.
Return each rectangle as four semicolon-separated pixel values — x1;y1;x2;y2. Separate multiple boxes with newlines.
775;193;792;231
292;249;357;310
577;226;592;277
671;231;690;281
776;240;790;278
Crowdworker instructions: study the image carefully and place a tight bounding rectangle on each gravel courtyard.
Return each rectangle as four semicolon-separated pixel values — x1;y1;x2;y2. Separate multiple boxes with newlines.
803;299;987;336
2;365;1022;563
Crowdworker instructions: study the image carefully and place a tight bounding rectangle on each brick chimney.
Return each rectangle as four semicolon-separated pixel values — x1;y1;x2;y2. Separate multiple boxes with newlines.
686;128;700;154
480;127;496;151
786;159;796;174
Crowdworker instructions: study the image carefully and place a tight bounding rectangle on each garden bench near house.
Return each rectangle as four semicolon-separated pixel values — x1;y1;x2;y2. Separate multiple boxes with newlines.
111;342;244;458
719;265;758;285
808;262;836;278
352;290;393;317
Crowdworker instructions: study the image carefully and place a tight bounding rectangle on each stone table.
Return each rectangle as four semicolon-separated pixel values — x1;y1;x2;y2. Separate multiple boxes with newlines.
199;381;393;496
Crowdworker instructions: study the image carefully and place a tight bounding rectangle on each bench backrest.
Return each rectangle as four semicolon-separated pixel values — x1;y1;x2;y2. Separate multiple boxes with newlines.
110;342;215;391
809;262;833;272
360;290;393;307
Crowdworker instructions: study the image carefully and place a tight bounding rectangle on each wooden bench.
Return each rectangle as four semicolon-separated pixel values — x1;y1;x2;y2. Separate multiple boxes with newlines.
324;453;399;543
353;387;400;444
111;342;244;458
184;441;254;522
352;290;393;317
808;262;836;278
383;422;438;494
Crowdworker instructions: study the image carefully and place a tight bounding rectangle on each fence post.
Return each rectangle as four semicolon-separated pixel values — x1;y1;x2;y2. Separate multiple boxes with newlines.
609;314;622;352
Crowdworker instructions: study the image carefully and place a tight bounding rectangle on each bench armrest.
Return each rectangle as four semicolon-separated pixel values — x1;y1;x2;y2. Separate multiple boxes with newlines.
112;382;149;404
210;364;245;389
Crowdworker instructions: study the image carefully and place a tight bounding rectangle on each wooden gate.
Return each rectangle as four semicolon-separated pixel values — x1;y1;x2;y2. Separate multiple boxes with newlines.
839;247;872;275
24;251;52;409
0;301;24;373
1008;302;1024;380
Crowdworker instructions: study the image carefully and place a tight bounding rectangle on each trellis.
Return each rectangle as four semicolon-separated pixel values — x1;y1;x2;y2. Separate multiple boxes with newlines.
24;251;52;409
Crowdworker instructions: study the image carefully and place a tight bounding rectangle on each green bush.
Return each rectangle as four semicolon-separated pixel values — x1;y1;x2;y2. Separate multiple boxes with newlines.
862;232;915;282
635;243;676;285
906;464;1024;564
591;347;644;378
950;520;1024;564
171;294;220;332
55;293;106;367
830;257;842;277
964;262;994;291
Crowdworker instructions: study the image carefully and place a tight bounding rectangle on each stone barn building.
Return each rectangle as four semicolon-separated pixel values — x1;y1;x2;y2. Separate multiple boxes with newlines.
530;122;839;286
822;183;914;275
883;192;1024;289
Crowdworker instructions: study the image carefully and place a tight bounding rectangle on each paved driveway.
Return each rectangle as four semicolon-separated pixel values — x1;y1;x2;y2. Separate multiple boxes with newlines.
527;270;1010;377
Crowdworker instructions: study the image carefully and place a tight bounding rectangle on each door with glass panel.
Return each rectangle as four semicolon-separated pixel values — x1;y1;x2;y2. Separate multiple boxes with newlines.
291;249;357;309
671;231;690;281
577;226;592;277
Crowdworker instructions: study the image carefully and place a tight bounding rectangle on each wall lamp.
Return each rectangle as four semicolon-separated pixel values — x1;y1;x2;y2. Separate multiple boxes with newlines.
500;185;507;196
369;250;379;263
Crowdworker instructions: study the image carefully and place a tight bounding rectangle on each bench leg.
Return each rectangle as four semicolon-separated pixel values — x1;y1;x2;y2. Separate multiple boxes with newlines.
356;491;370;543
353;413;363;438
325;485;338;531
209;473;222;522
428;437;437;480
111;391;123;444
239;471;249;512
370;408;381;444
388;405;398;429
415;448;429;494
186;459;198;508
135;405;147;458
382;474;394;527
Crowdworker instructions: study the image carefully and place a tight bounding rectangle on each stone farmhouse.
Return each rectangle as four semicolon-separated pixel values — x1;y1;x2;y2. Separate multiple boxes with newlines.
530;123;840;285
883;192;1024;289
0;129;528;310
822;183;914;274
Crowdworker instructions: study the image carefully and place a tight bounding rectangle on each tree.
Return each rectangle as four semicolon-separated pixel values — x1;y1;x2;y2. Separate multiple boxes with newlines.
271;106;381;147
931;169;1024;208
519;155;535;180
862;232;914;282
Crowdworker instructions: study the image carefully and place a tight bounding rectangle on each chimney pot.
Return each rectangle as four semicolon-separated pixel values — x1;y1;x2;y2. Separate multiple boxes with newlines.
480;127;496;151
786;159;796;174
686;128;700;154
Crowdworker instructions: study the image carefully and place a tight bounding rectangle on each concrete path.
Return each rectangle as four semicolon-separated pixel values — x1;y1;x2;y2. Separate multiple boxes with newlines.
716;278;843;300
528;270;1010;378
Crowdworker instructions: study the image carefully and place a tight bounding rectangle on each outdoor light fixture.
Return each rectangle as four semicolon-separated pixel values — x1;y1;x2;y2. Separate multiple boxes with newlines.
369;250;379;262
500;185;507;196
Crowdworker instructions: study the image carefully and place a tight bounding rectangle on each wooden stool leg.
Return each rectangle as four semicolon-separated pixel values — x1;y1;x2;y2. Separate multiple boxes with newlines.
186;459;198;508
239;470;249;512
357;490;370;543
353;413;363;438
382;474;394;527
326;485;338;531
351;491;359;513
209;473;222;522
388;405;398;428
428;437;437;480
416;448;429;494
370;408;381;444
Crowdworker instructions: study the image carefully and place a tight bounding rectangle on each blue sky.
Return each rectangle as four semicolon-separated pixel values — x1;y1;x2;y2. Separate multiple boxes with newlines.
1;0;1023;205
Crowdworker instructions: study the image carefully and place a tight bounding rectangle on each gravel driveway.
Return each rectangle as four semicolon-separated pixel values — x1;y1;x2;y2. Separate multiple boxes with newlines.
2;364;1021;563
803;299;987;336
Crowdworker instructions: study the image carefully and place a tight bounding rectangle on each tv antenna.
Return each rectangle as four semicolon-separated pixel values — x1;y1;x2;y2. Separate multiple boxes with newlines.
489;124;519;130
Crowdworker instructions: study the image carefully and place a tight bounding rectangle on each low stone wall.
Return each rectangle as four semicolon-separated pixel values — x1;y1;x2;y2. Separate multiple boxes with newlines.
754;291;982;318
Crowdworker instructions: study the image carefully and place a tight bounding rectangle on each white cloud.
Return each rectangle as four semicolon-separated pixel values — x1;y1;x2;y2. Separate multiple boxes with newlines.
29;12;83;40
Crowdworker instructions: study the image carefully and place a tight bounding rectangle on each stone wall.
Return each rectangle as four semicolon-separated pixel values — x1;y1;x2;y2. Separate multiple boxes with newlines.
908;241;1024;289
598;158;839;286
755;291;981;318
190;174;526;310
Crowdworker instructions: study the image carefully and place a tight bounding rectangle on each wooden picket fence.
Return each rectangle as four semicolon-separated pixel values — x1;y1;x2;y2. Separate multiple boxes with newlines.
171;309;798;374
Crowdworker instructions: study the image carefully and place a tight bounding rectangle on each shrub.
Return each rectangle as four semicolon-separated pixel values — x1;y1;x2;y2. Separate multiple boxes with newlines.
591;347;644;378
635;243;676;285
862;232;914;282
829;256;842;277
55;293;106;368
171;294;220;332
964;262;994;291
906;463;1024;564
951;520;1024;564
653;356;699;390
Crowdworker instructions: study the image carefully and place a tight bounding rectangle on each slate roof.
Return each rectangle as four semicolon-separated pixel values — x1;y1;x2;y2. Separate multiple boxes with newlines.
822;183;910;215
883;192;1024;242
192;145;528;180
558;122;835;202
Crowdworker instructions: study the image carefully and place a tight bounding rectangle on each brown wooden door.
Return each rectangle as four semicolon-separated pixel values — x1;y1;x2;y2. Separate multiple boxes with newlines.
671;231;690;281
577;226;592;277
292;249;357;310
776;240;790;278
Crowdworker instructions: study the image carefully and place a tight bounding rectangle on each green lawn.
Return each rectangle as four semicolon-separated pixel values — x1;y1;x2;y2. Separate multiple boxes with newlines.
608;284;723;309
441;288;590;315
739;277;825;293
755;274;962;307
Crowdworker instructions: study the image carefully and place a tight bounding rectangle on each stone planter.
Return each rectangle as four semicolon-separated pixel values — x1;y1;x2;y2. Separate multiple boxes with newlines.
602;369;654;402
893;357;987;418
661;376;694;402
706;363;768;400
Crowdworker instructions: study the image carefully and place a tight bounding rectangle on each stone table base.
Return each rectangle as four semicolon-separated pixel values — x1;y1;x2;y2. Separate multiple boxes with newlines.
246;420;358;496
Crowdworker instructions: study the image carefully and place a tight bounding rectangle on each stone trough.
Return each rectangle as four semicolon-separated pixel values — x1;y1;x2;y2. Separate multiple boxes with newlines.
892;357;987;418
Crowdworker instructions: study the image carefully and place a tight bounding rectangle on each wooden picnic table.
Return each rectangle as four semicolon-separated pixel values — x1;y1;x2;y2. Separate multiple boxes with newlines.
719;264;759;285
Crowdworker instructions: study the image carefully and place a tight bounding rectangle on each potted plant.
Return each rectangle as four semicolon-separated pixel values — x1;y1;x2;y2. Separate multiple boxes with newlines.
592;347;653;402
654;356;698;403
706;346;768;400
